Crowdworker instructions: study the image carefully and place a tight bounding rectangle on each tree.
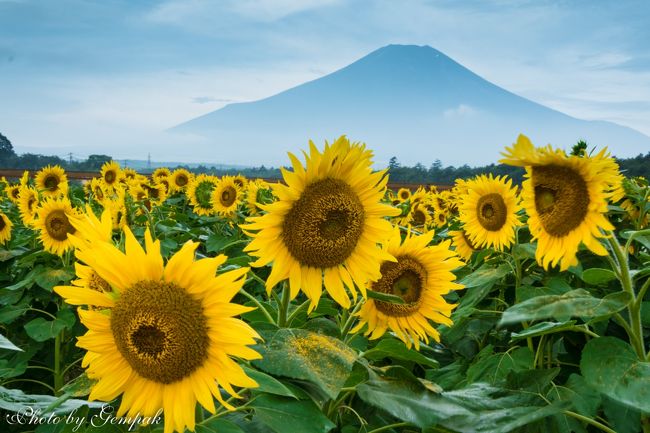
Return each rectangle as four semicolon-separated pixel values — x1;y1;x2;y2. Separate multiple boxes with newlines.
0;132;16;160
388;156;400;170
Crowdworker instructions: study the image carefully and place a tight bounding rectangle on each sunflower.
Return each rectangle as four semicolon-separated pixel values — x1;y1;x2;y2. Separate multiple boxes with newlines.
144;183;168;207
34;197;79;256
397;188;411;202
187;174;219;216
152;167;171;181
433;209;449;228
0;212;12;245
100;161;124;189
54;225;260;433
35;165;68;198
5;184;21;204
89;178;107;202
449;229;478;261
122;168;138;181
212;176;242;217
242;136;400;310
170;169;192;193
18;186;39;226
408;203;432;229
351;227;463;349
459;174;521;251
500;134;618;270
232;174;247;189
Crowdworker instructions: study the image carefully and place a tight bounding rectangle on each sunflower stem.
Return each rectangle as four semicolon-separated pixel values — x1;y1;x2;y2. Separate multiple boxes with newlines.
238;287;274;324
366;422;411;433
53;331;63;395
562;411;616;433
286;299;311;327
341;301;364;342
277;282;291;327
608;233;646;359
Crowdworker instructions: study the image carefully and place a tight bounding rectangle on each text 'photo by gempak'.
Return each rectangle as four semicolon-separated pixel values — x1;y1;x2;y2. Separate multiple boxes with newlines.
1;2;650;433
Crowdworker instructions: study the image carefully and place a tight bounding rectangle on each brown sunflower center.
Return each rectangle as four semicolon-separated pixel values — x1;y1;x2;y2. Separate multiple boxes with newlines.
220;186;237;207
89;271;111;292
234;178;245;188
374;255;427;316
27;197;36;212
175;174;188;187
0;216;6;231
399;190;410;200
412;209;427;226
111;280;209;384
45;210;75;241
476;193;507;231
11;188;20;199
462;231;477;251
44;175;59;191
282;178;365;268
533;164;589;236
104;171;116;184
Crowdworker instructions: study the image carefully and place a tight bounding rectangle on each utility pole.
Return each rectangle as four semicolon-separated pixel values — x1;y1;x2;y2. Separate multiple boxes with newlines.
147;153;151;171
68;152;73;166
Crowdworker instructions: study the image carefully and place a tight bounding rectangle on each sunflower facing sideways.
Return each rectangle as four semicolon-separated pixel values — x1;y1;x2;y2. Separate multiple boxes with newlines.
0;211;12;245
54;220;260;433
34;197;79;256
500;134;618;270
459;174;521;251
18;186;39;226
35;165;68;198
212;176;242;217
242;136;400;310
351;227;463;349
449;229;478;261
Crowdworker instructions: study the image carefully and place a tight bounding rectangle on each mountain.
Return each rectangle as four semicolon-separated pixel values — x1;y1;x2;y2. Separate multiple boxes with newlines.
172;44;650;167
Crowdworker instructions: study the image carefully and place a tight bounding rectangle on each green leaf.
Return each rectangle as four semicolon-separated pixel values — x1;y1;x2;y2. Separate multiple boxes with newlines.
0;385;103;415
510;321;577;341
24;308;75;342
34;267;75;291
580;268;617;285
458;263;510;288
0;248;27;262
366;289;405;304
250;393;335;433
242;366;297;398
0;333;22;351
197;418;245;433
363;338;439;368
252;328;357;399
500;289;631;325
581;336;650;412
466;346;533;385
546;374;602;433
602;396;641;433
506;368;559;393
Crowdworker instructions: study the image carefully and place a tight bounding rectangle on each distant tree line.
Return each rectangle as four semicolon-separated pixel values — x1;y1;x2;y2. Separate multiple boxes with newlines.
1;132;648;182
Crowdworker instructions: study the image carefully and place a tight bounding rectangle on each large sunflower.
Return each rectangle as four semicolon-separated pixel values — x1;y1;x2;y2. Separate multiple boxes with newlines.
459;174;521;251
34;197;79;256
500;134;617;270
55;226;259;433
187;174;219;216
35;165;68;198
0;211;12;245
351;227;463;349
18;186;39;226
242;136;400;310
212;176;242;217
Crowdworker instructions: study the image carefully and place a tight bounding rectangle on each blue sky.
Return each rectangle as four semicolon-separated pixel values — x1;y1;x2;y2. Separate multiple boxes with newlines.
1;0;649;163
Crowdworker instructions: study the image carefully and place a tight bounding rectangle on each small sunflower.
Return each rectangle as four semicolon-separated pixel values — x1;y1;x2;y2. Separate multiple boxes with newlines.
35;165;68;198
242;136;400;310
408;203;432;229
449;229;478;261
397;188;411;202
55;225;260;433
100;161;124;189
152;167;171;181
187;174;219;216
232;174;247;189
351;227;463;349
170;169;192;193
144;183;168;207
18;186;39;226
459;174;521;251
0;212;13;245
5;184;21;204
500;135;618;270
212;176;242;217
89;178;107;202
34;197;79;256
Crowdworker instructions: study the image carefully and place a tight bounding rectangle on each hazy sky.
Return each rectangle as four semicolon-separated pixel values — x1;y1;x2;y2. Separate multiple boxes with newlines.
1;0;649;164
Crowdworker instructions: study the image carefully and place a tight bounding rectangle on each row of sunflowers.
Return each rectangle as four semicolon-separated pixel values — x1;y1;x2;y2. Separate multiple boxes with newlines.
0;134;649;433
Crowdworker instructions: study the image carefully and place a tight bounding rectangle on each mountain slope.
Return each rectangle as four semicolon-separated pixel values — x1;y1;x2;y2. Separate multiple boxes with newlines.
173;44;650;166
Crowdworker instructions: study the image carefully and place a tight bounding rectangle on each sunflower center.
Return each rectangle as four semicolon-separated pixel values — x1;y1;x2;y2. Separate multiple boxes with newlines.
0;217;5;231
374;255;426;316
104;171;115;184
28;197;36;212
111;280;209;384
45;210;75;241
462;231;477;251
476;193;507;231
533;165;589;236
399;191;410;200
89;271;111;292
44;175;59;190
412;209;426;226
176;174;188;187
282;178;365;268
11;188;20;199
220;186;237;207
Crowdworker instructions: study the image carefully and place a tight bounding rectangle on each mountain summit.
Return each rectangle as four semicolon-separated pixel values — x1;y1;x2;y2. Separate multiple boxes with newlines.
173;44;650;166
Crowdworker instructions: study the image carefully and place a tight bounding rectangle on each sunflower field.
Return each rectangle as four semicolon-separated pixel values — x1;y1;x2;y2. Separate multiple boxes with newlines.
0;135;649;433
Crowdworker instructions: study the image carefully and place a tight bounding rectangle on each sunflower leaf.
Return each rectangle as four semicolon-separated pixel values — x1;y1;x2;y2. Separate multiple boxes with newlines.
0;333;22;351
366;290;405;304
250;393;335;433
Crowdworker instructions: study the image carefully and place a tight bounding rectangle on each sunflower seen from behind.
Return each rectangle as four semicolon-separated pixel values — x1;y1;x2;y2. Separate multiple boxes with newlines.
459;174;521;251
0;211;12;245
34;197;79;256
18;186;39;226
500;134;618;270
35;165;68;198
242;136;400;310
351;226;463;349
55;223;260;433
187;174;219;216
